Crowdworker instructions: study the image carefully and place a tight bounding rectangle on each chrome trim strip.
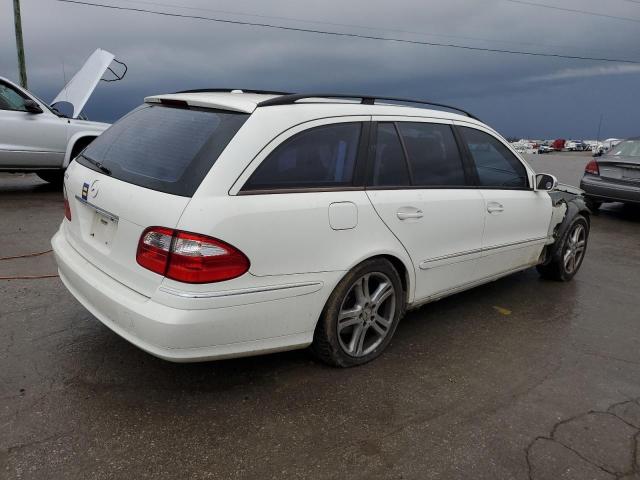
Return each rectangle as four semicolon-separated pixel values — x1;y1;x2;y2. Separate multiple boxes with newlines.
482;236;547;253
159;281;324;299
74;195;119;221
418;248;482;269
419;236;547;270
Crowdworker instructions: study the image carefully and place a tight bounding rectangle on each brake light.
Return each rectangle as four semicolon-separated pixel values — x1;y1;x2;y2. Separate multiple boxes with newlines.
63;185;72;221
585;159;600;175
137;227;174;275
136;227;250;283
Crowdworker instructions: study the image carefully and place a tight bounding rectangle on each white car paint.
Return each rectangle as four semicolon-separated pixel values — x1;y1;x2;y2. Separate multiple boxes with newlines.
0;49;114;173
52;91;563;362
51;49;115;119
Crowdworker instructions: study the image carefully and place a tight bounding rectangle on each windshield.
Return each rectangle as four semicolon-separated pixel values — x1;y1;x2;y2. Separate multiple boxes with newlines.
76;104;248;196
609;140;640;157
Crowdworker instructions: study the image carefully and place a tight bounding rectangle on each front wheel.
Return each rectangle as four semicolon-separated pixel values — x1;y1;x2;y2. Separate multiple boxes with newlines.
537;215;589;281
312;259;405;367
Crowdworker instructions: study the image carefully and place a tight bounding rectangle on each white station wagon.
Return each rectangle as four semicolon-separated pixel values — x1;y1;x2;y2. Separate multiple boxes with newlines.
52;90;590;367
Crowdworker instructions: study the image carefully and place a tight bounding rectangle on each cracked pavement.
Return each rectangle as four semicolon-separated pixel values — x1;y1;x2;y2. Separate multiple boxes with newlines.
1;153;640;479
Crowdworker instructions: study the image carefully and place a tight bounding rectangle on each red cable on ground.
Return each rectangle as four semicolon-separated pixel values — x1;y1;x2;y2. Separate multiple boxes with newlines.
0;249;53;261
0;249;58;280
0;274;58;280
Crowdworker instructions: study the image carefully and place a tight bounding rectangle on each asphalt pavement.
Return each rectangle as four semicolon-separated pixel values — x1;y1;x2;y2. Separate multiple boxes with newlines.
1;152;639;479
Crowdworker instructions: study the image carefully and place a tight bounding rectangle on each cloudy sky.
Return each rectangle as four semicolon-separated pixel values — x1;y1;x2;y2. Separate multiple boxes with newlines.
2;0;639;139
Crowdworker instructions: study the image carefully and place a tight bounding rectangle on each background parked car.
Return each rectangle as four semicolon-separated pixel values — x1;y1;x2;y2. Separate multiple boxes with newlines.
538;145;554;154
0;49;114;186
581;137;640;210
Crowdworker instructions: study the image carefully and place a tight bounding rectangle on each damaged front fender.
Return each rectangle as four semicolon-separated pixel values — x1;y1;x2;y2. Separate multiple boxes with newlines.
541;183;590;265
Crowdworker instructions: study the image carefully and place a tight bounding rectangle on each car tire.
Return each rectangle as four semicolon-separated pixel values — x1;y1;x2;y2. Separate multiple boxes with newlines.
537;214;589;282
36;170;64;187
311;258;405;367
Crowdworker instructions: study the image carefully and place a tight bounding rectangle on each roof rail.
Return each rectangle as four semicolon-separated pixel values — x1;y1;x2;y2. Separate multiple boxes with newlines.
175;88;292;96
257;93;480;121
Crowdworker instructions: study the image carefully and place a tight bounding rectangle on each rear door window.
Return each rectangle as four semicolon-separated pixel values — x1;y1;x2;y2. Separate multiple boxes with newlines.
396;122;466;187
242;123;362;191
77;104;248;197
459;127;529;189
369;123;411;187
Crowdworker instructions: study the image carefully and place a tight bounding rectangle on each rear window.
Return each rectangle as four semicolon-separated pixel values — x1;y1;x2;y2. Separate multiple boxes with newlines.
77;104;248;196
610;140;640;157
242;123;362;191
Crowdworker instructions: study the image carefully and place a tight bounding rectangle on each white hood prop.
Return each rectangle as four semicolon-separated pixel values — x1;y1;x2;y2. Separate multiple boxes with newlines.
51;48;115;118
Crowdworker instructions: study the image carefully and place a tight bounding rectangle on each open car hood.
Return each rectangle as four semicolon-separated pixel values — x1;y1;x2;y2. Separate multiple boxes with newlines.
51;49;115;118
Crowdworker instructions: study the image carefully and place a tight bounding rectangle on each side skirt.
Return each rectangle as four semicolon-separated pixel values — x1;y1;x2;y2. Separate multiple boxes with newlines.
406;261;539;311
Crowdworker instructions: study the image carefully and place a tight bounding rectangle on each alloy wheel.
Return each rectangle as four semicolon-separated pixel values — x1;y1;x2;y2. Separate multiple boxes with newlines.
336;272;396;357
563;223;586;274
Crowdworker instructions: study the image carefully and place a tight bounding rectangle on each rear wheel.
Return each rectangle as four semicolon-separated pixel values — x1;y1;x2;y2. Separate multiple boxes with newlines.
312;258;405;367
537;215;589;281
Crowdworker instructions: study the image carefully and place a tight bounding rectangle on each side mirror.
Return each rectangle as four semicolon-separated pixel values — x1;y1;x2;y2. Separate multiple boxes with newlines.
536;173;558;191
23;99;43;114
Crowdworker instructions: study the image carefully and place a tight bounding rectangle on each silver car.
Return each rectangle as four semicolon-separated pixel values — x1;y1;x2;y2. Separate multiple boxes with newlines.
581;138;640;210
0;49;113;185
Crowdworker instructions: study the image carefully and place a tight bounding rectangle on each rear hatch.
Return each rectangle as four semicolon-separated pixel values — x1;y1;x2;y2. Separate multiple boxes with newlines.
63;102;248;297
597;140;640;185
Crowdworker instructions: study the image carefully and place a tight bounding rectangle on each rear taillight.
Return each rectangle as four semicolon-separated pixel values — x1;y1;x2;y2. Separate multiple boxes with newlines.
63;185;72;221
585;159;600;175
137;227;174;276
136;227;250;283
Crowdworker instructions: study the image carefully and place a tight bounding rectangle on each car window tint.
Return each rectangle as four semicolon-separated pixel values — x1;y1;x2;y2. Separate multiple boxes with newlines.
460;127;528;188
78;104;248;197
0;83;28;111
243;123;361;190
397;122;466;186
370;123;410;187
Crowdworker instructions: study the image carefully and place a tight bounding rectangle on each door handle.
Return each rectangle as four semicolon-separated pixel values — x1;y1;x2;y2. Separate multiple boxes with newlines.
487;202;504;214
397;209;424;220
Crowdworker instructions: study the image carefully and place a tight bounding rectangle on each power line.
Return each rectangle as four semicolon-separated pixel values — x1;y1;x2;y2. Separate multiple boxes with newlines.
505;0;640;24
114;0;629;56
57;0;640;65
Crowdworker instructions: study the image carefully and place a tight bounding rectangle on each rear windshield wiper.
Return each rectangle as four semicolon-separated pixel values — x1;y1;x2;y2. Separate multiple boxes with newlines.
80;154;112;176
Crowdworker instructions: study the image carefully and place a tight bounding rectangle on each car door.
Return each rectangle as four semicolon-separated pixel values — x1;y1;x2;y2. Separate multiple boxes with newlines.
0;80;67;168
218;116;411;278
365;118;486;302
455;123;551;277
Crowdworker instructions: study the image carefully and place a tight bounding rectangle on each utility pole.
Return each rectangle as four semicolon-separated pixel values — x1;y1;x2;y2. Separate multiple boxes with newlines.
13;0;28;89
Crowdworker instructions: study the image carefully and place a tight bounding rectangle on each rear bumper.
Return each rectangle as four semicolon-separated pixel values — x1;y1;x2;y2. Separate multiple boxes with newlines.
580;175;640;204
52;227;329;362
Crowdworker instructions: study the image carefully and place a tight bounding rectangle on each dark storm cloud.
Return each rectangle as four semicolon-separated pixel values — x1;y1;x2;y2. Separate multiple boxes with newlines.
2;0;639;138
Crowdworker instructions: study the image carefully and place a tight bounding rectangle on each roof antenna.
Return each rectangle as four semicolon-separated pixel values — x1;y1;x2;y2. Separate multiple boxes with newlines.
61;58;67;100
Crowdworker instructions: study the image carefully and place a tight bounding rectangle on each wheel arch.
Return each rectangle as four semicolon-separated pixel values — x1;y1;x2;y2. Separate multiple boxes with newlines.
542;198;590;265
341;251;415;305
63;133;99;168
